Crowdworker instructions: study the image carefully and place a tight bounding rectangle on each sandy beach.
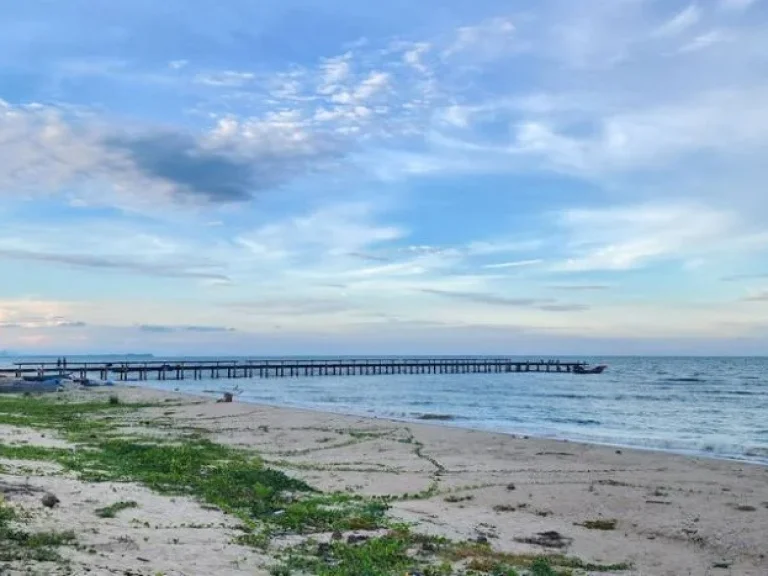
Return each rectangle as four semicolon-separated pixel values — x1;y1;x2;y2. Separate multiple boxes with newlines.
0;385;766;576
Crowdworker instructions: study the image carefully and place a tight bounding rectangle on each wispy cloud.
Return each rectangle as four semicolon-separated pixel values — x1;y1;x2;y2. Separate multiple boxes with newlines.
444;17;517;59
720;0;758;11
741;290;768;302
680;30;730;52
419;288;549;308
554;202;741;272
539;304;590;312
0;248;230;282
139;324;235;333
483;259;543;269
722;273;768;281
194;70;255;87
549;285;611;292
655;5;701;37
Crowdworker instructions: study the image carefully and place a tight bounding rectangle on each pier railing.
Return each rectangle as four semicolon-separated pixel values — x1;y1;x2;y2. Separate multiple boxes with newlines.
2;358;590;381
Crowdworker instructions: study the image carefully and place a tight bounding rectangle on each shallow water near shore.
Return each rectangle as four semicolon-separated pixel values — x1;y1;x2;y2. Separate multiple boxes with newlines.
4;355;768;465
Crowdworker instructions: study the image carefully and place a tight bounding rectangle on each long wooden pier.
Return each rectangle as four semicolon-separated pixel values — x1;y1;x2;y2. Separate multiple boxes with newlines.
1;358;592;382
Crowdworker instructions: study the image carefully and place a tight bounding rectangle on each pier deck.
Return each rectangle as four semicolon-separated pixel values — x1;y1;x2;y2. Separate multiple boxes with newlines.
1;358;593;381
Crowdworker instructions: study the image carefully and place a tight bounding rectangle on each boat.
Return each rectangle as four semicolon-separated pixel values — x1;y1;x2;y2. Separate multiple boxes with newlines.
574;364;607;375
22;373;73;382
75;378;115;387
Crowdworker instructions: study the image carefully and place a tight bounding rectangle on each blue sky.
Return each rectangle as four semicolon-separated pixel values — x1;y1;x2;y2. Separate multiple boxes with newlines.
1;0;768;355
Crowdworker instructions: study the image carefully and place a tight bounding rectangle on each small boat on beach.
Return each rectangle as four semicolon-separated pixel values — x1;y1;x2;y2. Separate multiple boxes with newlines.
574;364;607;375
0;379;64;393
22;373;73;382
75;378;115;387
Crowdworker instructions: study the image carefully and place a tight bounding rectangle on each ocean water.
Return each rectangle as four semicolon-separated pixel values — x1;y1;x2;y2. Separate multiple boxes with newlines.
3;355;767;465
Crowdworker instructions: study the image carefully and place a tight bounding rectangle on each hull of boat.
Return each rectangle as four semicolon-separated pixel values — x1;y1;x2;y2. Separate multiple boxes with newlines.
574;365;607;375
0;380;62;393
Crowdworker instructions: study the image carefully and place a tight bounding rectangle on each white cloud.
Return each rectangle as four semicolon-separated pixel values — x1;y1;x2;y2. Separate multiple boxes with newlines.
168;59;189;70
510;87;768;174
194;70;255;87
234;202;405;265
402;42;430;73
0;101;342;210
0;299;80;329
484;259;543;269
353;71;391;101
654;4;701;37
679;29;731;52
720;0;758;10
445;17;516;58
318;52;352;94
554;202;743;272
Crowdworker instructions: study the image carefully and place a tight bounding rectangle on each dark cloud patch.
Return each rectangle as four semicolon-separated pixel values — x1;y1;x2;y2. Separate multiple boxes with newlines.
0;248;230;283
105;132;257;202
56;321;88;328
419;288;552;307
104;130;339;203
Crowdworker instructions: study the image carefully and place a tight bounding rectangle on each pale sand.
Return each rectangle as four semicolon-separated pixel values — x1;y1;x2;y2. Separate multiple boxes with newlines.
1;385;767;576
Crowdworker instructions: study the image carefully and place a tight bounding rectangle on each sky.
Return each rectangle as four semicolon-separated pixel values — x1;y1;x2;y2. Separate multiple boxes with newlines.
1;0;768;356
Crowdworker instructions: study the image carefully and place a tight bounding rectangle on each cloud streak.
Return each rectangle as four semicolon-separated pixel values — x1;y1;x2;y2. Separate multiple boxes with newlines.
0;248;230;282
139;324;235;333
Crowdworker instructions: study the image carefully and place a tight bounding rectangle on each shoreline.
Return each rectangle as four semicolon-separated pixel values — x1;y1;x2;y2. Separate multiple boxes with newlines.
0;385;766;575
138;381;768;468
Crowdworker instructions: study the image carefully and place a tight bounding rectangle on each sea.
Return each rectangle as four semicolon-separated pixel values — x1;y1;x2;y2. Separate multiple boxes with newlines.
2;355;767;466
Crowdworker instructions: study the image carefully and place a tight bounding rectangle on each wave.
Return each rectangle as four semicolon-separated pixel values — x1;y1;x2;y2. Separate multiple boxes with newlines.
546;417;601;426
414;413;460;421
660;377;707;383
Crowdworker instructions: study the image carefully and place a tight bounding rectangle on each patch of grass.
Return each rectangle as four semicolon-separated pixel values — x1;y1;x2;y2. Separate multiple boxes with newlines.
446;541;629;573
0;395;153;443
0;395;387;543
269;495;388;534
577;519;618;530
530;557;558;576
276;534;418;576
444;494;473;503
0;499;76;562
466;557;520;575
271;527;630;576
95;500;139;518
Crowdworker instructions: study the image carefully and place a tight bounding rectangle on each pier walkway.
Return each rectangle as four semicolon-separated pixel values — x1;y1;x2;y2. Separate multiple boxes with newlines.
2;358;592;381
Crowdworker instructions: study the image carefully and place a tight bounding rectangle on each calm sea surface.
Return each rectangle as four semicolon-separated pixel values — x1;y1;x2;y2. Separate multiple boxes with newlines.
3;355;767;465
